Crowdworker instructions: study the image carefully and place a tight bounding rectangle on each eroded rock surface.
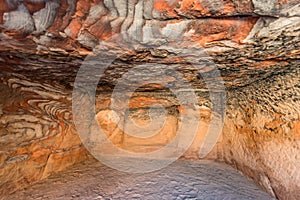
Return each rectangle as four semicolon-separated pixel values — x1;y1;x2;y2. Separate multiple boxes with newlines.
6;158;275;200
0;0;299;199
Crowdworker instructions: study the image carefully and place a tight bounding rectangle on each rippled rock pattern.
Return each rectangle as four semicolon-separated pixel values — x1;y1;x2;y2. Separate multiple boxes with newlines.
6;158;276;200
0;0;299;200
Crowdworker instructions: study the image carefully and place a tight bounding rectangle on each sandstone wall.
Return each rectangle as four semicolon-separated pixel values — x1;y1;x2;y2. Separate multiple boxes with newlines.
222;68;300;200
0;76;89;197
93;91;221;159
0;0;299;199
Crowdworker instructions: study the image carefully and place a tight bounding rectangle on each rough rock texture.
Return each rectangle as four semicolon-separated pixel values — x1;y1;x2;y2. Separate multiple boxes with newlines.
0;0;299;199
6;158;275;200
223;68;300;200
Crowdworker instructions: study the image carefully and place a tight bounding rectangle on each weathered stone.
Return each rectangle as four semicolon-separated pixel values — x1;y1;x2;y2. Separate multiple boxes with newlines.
222;67;300;200
6;158;276;200
0;0;299;199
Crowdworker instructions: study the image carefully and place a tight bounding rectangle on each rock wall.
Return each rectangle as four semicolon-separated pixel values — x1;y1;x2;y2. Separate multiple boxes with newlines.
223;68;300;200
93;91;221;159
0;75;89;197
0;0;299;199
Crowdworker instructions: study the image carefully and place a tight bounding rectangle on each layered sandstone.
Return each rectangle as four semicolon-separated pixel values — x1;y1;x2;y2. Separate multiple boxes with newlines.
0;0;299;199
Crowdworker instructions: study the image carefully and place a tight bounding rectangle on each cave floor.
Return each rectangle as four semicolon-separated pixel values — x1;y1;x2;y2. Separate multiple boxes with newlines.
7;158;275;200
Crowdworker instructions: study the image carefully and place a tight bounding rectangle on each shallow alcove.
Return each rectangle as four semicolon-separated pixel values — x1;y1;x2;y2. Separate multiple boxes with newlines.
0;0;299;200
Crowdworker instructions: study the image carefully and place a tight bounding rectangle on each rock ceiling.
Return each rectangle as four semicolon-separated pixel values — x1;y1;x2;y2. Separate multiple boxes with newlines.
0;0;299;91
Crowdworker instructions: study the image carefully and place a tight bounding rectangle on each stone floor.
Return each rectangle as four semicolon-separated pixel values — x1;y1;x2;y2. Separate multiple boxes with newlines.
6;158;275;200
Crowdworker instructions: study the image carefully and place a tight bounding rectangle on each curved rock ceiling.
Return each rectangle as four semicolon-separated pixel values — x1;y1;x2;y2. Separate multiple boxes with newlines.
0;0;299;89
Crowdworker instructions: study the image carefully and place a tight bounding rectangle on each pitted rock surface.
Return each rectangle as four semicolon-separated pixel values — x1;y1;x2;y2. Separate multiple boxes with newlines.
6;158;275;200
